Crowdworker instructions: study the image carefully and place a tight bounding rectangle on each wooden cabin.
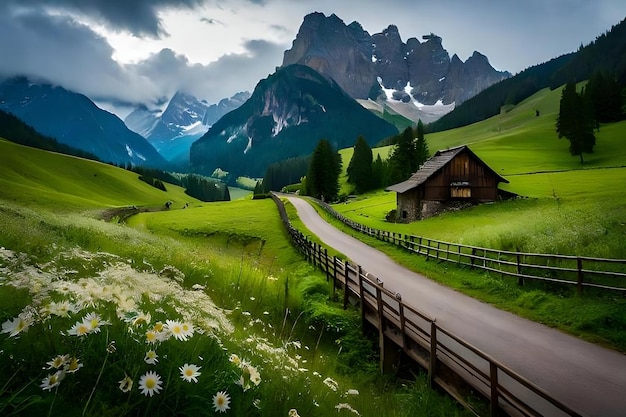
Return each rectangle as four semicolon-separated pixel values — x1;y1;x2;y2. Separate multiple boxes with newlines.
386;145;509;222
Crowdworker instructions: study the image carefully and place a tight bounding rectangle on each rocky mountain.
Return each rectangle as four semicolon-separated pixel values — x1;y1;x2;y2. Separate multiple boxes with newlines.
0;77;167;168
282;13;510;113
190;64;398;178
125;91;250;164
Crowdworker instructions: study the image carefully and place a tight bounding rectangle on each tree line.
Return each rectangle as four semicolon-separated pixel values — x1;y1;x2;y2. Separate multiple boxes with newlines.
256;121;430;201
556;71;624;163
0;109;230;203
431;17;626;133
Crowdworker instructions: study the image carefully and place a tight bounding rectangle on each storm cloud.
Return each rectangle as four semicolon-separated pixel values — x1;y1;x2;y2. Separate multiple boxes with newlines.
1;0;625;118
0;4;284;111
0;0;209;38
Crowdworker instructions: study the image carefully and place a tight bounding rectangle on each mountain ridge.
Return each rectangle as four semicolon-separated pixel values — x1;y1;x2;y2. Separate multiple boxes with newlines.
282;12;510;107
190;64;398;178
0;76;167;168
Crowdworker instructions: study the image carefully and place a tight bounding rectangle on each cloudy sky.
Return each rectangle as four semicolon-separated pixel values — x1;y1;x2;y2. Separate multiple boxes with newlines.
1;0;624;117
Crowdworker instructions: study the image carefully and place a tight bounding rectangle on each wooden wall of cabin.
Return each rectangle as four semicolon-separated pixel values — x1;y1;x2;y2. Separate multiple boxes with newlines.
422;152;499;201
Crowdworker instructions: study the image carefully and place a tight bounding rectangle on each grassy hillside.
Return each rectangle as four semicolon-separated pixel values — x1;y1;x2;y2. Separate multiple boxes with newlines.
0;140;470;416
334;86;626;258
0;138;196;211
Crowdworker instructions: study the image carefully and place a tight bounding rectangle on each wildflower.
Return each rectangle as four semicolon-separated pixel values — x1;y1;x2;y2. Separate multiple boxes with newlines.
335;403;360;415
229;353;241;366
40;371;64;391
180;322;194;339
179;363;201;383
118;374;133;393
49;300;77;317
346;389;359;396
165;319;187;341
67;321;90;337
237;364;261;391
138;371;163;397
83;312;110;333
130;311;151;327
65;357;83;373
145;330;158;344
103;341;115;355
323;377;338;391
288;409;300;417
46;354;70;370
213;391;230;413
1;314;33;338
144;350;158;365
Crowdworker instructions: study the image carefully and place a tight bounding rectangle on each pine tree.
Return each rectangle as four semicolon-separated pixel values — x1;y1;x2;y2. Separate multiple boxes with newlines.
388;126;419;184
371;154;387;188
305;139;342;201
556;82;596;163
415;120;430;167
347;136;374;193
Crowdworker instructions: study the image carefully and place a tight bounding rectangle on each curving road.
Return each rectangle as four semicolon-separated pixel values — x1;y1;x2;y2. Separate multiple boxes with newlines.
286;196;626;417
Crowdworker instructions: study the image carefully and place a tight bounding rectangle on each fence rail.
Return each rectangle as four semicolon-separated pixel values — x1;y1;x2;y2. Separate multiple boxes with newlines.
313;199;626;294
271;193;586;417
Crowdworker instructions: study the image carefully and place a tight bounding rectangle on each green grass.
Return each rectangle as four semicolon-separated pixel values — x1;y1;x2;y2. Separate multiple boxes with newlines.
0;143;471;416
319;85;626;352
335;86;626;259
0;139;197;211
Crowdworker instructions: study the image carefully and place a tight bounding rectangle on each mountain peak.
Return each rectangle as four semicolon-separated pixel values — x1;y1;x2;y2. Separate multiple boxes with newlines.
190;64;397;178
285;14;510;107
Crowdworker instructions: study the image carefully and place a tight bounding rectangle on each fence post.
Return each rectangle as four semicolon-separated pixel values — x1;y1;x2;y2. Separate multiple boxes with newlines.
359;266;366;326
517;254;524;286
471;248;476;269
324;248;329;281
399;301;407;349
343;262;350;310
332;256;338;299
429;320;437;387
577;257;584;296
490;361;499;417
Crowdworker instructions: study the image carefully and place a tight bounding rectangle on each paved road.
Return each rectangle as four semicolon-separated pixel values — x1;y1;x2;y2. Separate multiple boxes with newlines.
286;196;626;417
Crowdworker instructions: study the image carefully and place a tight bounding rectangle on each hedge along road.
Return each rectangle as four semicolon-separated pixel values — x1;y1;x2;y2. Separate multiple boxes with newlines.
285;195;626;417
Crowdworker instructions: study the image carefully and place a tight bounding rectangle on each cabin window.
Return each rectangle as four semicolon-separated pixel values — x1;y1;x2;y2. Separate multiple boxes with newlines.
450;181;471;198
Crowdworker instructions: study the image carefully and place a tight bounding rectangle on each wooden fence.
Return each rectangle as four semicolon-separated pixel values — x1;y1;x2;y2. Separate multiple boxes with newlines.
314;200;626;294
271;193;586;417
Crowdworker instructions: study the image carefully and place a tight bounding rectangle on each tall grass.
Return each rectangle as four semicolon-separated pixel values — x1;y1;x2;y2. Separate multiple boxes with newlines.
0;200;470;416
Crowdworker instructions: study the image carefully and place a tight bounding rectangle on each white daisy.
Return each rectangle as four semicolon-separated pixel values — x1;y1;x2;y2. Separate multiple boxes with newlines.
46;354;69;370
40;371;64;391
83;312;110;334
1;314;33;338
138;371;162;397
144;350;158;365
65;357;83;373
165;319;187;341
213;391;230;413
179;363;201;383
118;374;133;393
67;321;90;337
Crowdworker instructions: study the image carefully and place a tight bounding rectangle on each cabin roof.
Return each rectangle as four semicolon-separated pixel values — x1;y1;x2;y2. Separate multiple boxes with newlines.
385;145;508;194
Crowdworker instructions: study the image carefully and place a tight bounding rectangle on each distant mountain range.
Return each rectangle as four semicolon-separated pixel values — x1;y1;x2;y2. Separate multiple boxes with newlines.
190;64;398;178
125;91;250;165
0;77;167;168
0;11;523;179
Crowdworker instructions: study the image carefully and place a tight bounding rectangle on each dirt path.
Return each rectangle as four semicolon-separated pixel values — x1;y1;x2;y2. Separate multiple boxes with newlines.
286;195;626;417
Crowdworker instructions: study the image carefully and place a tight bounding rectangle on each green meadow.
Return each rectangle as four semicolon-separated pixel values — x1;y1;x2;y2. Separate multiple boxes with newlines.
335;86;626;258
0;140;470;416
323;86;626;352
1;83;624;416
